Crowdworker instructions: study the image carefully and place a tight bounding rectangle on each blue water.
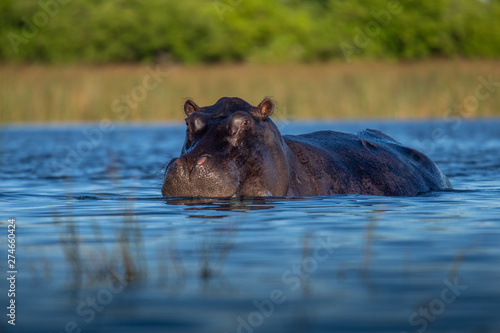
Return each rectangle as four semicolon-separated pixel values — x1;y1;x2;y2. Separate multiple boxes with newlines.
1;119;500;333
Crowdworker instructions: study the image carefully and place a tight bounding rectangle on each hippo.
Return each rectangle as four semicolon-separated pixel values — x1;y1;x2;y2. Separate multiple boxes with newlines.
162;97;452;197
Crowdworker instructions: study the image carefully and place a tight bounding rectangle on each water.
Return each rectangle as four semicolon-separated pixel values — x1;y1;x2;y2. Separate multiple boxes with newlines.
1;119;500;333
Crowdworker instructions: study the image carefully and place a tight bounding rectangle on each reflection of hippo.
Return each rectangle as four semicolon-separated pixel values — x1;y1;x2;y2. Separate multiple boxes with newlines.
162;97;452;197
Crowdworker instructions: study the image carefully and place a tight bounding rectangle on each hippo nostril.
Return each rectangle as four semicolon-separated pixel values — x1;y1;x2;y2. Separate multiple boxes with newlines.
196;156;208;165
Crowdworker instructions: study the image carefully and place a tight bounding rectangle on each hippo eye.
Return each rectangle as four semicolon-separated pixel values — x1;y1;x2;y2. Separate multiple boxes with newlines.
185;115;205;133
230;113;251;136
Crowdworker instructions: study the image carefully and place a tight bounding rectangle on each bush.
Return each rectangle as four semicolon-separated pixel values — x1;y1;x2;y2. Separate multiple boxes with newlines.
1;0;500;64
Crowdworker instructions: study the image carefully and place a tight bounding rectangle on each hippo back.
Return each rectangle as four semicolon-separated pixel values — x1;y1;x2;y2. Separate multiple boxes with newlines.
283;129;451;196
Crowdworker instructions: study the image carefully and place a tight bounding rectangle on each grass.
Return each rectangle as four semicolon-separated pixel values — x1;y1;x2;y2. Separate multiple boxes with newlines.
1;60;500;123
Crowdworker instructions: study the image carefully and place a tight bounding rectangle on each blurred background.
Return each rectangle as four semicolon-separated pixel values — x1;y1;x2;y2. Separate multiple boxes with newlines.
1;0;499;122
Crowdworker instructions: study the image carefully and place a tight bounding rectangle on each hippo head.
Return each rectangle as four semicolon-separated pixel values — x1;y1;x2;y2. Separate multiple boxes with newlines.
162;97;290;198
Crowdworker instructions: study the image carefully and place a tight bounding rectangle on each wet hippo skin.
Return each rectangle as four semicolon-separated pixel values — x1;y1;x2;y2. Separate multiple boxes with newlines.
162;97;452;197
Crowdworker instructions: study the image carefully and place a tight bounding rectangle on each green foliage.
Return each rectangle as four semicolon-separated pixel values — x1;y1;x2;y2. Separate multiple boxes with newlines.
1;0;500;64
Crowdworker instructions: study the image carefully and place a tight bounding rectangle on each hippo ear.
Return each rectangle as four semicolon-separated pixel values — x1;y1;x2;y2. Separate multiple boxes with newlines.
184;99;200;116
255;98;275;120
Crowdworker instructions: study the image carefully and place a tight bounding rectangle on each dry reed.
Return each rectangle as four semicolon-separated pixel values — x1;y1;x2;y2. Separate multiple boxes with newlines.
1;60;499;123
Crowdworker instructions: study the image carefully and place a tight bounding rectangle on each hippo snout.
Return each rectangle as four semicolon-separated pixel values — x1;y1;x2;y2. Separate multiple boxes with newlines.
162;154;240;198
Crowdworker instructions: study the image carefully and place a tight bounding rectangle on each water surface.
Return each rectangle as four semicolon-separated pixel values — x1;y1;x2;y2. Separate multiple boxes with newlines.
1;119;500;333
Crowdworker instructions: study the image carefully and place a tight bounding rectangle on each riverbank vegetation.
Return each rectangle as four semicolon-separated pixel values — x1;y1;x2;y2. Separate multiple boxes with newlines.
2;60;499;123
2;0;499;122
2;0;500;64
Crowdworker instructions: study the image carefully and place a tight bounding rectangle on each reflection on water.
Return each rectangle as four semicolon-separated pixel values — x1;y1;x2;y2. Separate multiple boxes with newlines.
165;196;280;216
2;120;500;333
